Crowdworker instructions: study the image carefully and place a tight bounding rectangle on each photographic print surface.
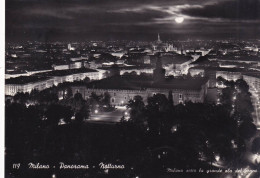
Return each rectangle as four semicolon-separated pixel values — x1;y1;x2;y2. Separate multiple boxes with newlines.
5;0;260;178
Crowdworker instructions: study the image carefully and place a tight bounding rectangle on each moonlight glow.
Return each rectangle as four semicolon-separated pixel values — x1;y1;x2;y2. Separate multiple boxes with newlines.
175;17;184;24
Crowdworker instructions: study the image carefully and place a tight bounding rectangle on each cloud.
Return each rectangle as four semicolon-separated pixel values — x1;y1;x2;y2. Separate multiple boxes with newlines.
5;0;260;41
26;8;73;19
181;0;260;21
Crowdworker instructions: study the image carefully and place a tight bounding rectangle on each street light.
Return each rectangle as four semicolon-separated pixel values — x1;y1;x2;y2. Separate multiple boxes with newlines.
253;153;260;164
215;154;220;162
104;169;109;174
94;109;98;114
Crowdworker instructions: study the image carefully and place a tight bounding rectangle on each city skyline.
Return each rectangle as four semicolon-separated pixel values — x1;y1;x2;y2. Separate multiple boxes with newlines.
6;0;260;42
4;1;260;177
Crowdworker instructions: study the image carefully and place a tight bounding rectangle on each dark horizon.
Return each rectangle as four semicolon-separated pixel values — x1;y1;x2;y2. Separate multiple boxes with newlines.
6;0;260;42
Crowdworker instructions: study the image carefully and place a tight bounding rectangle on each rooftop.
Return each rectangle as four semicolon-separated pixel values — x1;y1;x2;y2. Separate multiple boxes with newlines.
6;75;50;85
34;68;98;77
161;54;192;65
189;66;247;73
243;71;260;78
5;70;27;75
217;55;260;62
190;56;210;65
84;75;207;91
99;65;153;70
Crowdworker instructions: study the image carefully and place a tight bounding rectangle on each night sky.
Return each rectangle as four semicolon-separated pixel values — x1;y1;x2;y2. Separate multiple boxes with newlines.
6;0;260;42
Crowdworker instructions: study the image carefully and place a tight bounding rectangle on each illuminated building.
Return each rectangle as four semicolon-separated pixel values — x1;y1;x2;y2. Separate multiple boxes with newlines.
71;57;209;106
5;68;104;96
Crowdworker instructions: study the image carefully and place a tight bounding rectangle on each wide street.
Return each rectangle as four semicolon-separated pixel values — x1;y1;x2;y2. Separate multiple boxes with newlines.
250;88;260;129
240;88;260;177
86;106;129;124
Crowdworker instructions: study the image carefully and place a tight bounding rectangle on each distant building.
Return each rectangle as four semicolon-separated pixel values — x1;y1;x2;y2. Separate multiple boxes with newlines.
5;76;54;96
5;69;53;79
143;55;151;64
110;52;125;58
69;61;82;69
165;44;177;52
210;55;260;66
70;56;88;62
68;44;75;51
189;68;205;77
189;66;244;88
53;64;70;71
161;54;193;76
71;59;209;106
152;33;168;52
120;66;153;75
26;69;53;76
216;70;242;81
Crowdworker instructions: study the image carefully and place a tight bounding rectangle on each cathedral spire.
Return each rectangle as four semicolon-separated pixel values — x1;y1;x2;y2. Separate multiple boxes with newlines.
157;33;161;43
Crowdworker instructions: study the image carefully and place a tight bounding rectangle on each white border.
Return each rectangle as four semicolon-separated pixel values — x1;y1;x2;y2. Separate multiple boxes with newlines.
0;0;5;177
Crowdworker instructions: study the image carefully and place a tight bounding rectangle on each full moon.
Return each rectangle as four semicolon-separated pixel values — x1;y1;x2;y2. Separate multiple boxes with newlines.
175;17;184;24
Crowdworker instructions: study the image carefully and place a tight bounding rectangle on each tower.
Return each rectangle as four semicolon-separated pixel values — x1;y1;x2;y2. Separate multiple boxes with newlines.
157;33;162;43
153;53;165;82
68;43;71;50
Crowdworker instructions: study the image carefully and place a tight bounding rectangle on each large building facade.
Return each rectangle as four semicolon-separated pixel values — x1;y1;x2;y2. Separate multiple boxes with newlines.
71;85;207;106
5;69;105;96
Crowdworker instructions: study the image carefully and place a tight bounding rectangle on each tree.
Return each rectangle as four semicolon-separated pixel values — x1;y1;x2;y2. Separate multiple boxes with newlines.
146;94;170;135
186;72;192;79
75;112;84;123
13;92;30;104
89;92;102;111
251;137;260;154
64;87;73;99
76;102;90;121
220;87;234;110
45;104;73;126
74;92;83;101
234;92;253;122
83;77;90;83
29;89;40;100
6;103;27;125
168;90;174;107
127;95;145;124
236;79;249;93
110;64;120;76
25;105;43;126
224;80;235;88
101;92;111;107
70;92;85;112
239;121;257;140
37;90;59;104
130;71;137;75
147;94;169;112
217;76;225;83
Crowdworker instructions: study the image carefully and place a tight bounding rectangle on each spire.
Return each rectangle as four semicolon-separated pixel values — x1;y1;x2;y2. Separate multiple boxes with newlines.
157;33;161;43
